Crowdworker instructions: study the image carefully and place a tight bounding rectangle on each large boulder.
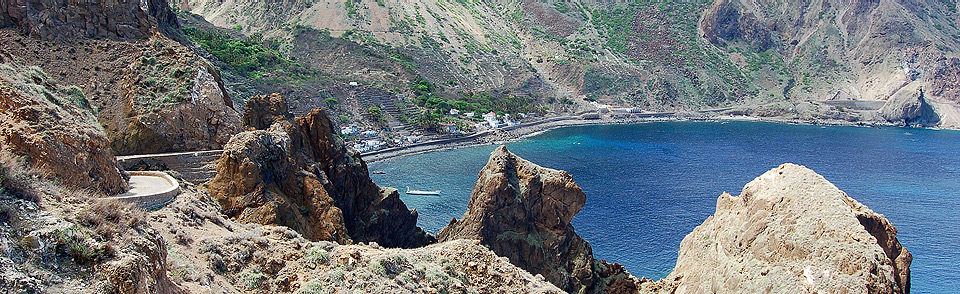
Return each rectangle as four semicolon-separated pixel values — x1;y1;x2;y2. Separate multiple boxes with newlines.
437;146;637;293
880;82;940;126
642;163;911;294
0;56;127;194
208;93;433;248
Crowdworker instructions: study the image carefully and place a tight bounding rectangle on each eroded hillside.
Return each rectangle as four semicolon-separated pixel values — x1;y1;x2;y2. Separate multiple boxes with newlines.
178;0;960;128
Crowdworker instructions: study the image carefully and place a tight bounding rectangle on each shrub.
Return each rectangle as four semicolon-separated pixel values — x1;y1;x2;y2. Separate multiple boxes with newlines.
238;268;267;290
58;85;91;110
324;97;338;108
305;246;330;265
54;227;105;265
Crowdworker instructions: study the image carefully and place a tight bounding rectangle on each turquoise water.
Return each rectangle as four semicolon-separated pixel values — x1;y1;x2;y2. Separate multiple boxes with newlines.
368;121;960;293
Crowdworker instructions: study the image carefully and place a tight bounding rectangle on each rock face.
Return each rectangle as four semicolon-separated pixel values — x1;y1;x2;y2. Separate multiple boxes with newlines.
208;93;432;248
0;55;127;194
699;0;772;51
0;0;179;40
110;48;243;154
880;82;940;126
642;164;911;294
437;146;636;293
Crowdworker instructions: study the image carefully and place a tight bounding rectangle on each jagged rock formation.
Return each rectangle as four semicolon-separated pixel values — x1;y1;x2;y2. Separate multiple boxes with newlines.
437;146;637;293
0;55;127;195
641;164;911;294
880;82;940;126
208;93;432;248
0;0;179;39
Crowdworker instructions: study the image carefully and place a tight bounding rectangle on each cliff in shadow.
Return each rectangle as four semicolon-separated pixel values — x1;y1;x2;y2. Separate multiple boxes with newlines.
208;93;433;248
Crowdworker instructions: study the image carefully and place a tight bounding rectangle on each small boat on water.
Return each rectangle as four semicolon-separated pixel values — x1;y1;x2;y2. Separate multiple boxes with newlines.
372;171;386;174
406;186;441;195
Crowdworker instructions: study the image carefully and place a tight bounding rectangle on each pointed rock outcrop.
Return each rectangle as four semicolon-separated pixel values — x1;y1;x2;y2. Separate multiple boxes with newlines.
437;146;637;293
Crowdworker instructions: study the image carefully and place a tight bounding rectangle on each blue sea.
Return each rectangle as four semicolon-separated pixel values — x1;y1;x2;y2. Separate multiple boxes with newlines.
368;121;960;293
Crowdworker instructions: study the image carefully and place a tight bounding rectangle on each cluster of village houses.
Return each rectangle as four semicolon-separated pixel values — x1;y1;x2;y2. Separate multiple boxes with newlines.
342;108;529;153
344;101;641;153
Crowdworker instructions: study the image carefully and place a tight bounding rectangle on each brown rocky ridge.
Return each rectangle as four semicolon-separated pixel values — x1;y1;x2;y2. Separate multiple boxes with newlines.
437;145;638;294
640;163;911;294
208;93;433;248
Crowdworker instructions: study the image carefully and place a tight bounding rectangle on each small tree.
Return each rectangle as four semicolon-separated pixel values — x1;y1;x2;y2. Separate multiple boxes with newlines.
324;97;338;108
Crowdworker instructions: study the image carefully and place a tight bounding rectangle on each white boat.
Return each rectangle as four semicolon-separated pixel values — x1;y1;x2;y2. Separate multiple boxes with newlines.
406;186;441;195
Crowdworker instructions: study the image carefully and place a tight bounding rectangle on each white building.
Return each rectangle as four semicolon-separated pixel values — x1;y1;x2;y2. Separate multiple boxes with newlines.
482;112;501;128
449;108;460;115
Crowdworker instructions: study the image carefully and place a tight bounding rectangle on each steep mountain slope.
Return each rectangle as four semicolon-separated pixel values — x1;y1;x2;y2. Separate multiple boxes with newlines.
180;0;960;128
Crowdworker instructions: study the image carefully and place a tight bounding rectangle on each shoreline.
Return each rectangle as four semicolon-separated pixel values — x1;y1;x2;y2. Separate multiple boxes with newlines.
360;112;907;164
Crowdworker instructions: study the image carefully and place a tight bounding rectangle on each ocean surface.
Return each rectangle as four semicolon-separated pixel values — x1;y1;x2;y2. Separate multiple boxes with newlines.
368;121;960;293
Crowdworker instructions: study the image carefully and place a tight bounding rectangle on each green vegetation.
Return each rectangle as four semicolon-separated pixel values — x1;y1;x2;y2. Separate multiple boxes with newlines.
345;0;358;17
368;106;385;122
324;97;339;108
591;7;637;53
58;86;91;110
554;1;571;13
54;227;104;265
414;92;535;116
182;26;314;82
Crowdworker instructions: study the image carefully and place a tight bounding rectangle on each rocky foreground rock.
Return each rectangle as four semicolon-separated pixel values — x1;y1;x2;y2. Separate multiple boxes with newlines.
438;146;637;293
208;93;432;248
641;163;911;294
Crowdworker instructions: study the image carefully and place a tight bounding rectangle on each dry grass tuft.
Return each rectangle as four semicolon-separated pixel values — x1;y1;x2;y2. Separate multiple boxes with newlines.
77;199;146;242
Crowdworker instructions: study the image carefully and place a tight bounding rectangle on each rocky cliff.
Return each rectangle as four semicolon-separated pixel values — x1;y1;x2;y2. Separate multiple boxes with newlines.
208;93;432;248
0;0;242;155
0;0;179;39
0;54;127;195
437;146;637;293
640;164;911;293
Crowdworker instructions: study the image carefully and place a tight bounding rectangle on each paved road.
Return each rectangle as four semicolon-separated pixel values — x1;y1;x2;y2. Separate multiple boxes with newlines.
119;175;176;197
